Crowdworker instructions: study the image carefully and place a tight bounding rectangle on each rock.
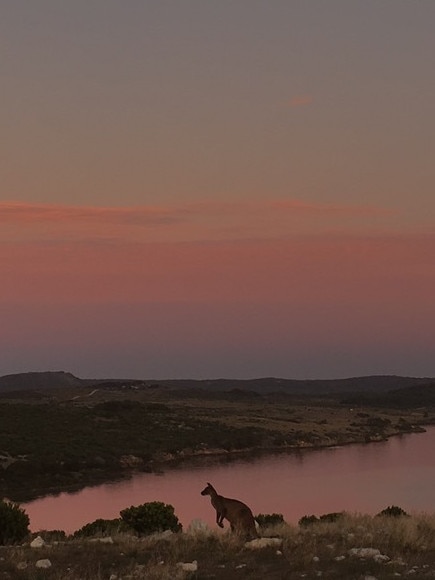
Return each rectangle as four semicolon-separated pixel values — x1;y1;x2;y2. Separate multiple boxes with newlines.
89;536;114;544
151;529;174;540
276;550;283;556
88;536;113;544
390;558;406;567
16;562;27;570
348;547;381;559
313;556;320;562
245;537;283;549
35;559;52;569
30;536;45;548
374;554;390;563
236;564;247;569
334;555;346;561
177;560;198;572
119;454;144;468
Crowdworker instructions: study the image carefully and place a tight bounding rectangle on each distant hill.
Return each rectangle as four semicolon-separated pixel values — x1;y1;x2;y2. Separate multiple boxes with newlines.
0;371;86;392
343;382;435;408
151;375;435;395
0;372;434;397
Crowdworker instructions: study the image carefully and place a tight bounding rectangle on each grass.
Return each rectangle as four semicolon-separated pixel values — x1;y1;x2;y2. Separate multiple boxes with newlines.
2;513;435;579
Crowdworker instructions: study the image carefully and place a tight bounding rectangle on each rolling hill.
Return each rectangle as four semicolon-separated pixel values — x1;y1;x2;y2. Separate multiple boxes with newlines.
0;371;434;397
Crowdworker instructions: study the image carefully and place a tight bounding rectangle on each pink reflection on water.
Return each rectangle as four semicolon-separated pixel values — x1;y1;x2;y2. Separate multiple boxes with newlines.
23;427;435;534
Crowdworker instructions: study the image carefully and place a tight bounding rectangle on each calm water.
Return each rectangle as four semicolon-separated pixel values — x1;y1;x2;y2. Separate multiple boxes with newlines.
23;427;435;533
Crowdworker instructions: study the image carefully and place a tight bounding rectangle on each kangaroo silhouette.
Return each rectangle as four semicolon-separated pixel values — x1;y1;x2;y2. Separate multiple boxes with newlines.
201;482;258;538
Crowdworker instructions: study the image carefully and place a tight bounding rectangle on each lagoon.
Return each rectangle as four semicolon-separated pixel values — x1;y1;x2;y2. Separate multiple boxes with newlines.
23;426;435;534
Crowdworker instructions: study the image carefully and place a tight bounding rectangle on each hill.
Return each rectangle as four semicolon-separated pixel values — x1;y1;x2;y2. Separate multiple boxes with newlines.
154;375;435;395
0;371;86;392
1;372;434;396
343;381;435;408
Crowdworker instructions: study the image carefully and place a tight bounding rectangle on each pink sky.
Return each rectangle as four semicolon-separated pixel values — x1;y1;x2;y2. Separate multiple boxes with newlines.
1;204;434;378
1;2;434;379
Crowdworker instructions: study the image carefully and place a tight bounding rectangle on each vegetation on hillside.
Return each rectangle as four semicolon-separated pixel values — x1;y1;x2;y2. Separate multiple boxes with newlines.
1;383;434;502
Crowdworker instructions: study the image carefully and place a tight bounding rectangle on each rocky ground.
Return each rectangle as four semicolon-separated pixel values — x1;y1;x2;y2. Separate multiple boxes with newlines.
2;513;435;579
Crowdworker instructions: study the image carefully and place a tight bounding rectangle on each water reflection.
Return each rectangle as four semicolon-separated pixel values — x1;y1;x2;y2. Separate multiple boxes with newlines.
23;427;435;534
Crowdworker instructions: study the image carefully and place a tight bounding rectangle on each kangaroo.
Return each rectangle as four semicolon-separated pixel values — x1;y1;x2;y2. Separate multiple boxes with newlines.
201;482;258;538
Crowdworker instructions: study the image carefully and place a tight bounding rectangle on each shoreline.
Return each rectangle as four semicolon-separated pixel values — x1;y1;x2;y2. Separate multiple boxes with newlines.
8;421;432;505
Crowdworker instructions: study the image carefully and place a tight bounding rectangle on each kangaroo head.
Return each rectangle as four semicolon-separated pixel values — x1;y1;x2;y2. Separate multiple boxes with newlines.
200;482;214;496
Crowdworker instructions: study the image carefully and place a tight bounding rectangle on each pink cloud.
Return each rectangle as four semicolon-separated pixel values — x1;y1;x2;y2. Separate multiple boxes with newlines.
0;199;390;223
0;202;184;226
286;95;313;108
0;198;397;244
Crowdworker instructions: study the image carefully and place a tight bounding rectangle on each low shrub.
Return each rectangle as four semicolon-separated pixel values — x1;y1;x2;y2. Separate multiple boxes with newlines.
0;500;30;545
298;514;319;527
376;505;409;518
73;518;126;538
255;513;285;527
120;501;182;536
298;512;345;527
319;511;345;523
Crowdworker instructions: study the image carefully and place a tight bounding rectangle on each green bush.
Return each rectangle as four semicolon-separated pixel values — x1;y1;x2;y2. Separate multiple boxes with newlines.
73;518;126;538
120;501;182;536
0;500;30;545
255;513;285;527
376;505;409;518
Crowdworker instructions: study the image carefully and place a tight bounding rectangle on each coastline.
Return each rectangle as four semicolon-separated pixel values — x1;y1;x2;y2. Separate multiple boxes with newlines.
5;419;432;505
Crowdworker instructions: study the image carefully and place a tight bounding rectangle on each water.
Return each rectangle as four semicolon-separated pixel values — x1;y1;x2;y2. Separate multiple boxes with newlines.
23;427;435;534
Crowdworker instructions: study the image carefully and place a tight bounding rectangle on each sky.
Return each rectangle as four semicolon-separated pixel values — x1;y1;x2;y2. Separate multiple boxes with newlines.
1;1;434;380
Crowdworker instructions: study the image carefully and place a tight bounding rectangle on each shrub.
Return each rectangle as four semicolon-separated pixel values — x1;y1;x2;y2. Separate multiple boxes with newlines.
319;511;345;523
73;518;126;538
376;505;409;518
0;500;30;545
298;512;345;527
255;513;285;527
120;501;182;536
298;515;319;527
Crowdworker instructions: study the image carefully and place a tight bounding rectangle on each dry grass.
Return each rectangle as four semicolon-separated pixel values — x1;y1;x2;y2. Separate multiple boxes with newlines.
2;513;435;579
